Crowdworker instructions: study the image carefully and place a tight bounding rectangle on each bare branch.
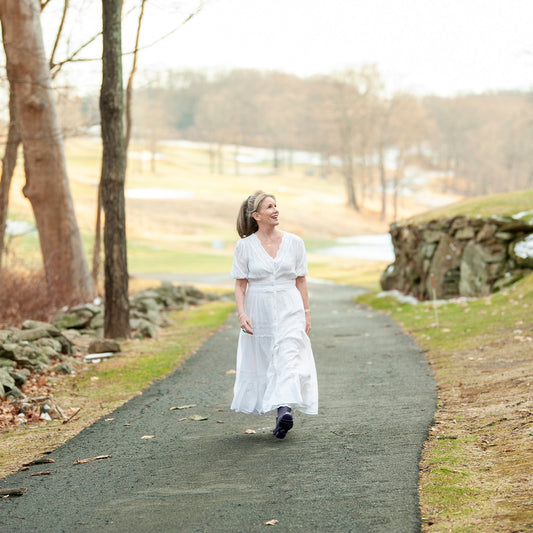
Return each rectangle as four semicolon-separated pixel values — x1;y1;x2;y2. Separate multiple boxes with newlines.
124;0;147;153
49;0;70;73
40;0;52;11
132;1;203;54
50;30;101;79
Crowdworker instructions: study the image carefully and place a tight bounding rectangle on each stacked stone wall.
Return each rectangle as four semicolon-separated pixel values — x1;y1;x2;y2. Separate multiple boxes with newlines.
380;215;533;300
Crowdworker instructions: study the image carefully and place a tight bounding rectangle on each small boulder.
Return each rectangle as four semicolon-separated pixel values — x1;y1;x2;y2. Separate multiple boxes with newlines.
54;362;75;374
53;310;93;330
8;368;30;387
87;339;121;354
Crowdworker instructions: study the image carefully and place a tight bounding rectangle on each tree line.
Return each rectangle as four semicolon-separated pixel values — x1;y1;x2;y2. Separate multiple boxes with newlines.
108;68;533;219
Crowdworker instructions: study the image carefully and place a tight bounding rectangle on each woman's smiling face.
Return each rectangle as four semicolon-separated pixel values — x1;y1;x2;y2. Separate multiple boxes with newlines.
254;197;279;228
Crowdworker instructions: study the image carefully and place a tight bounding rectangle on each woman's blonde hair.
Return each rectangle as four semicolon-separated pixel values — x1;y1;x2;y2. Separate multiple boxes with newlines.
236;190;276;238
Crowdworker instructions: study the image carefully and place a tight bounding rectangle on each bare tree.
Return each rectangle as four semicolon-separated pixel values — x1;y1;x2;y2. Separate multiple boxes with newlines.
0;87;21;270
100;0;129;338
0;0;94;302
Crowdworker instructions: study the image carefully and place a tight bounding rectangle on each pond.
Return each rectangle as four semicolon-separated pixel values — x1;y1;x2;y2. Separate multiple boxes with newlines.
315;234;394;262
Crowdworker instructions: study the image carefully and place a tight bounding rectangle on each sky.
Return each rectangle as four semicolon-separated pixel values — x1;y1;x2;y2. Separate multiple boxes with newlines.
43;0;533;96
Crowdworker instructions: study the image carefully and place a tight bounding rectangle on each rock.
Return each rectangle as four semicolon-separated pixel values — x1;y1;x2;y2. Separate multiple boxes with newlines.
427;234;463;299
53;310;93;330
0;358;16;368
0;343;23;361
384;216;533;300
423;230;444;243
21;320;61;336
89;315;104;330
87;339;121;354
69;303;102;316
33;337;63;353
17;328;52;342
0;368;17;397
0;330;13;343
132;319;158;339
54;362;75;374
6;385;24;400
454;227;476;240
476;223;497;242
380;264;399;292
16;357;46;372
459;242;491;297
495;231;514;241
8;369;30;387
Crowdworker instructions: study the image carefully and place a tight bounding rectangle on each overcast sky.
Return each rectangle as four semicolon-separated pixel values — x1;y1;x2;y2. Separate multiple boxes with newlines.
44;0;533;96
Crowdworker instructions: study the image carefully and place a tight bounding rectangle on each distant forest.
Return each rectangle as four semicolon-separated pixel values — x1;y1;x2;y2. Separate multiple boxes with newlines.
57;66;533;202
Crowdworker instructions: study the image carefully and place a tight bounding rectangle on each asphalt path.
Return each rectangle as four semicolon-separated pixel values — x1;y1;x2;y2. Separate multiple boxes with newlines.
1;282;436;532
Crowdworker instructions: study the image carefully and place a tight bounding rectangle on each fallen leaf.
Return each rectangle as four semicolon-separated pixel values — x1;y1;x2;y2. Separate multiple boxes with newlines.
169;404;197;410
73;455;112;465
104;418;114;422
244;429;256;434
188;414;208;421
225;369;236;375
30;472;51;476
177;417;187;422
141;435;156;439
23;458;55;466
264;519;279;526
217;420;224;424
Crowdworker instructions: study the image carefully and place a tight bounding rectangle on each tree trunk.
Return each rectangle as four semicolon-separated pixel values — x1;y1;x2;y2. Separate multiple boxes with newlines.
216;143;224;174
0;0;94;303
343;152;359;210
91;181;102;287
0;87;21;270
100;0;130;338
378;145;387;221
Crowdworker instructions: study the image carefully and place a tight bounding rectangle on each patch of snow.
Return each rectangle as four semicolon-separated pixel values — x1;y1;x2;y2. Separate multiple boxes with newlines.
514;234;533;259
5;220;35;236
316;233;395;261
376;290;419;305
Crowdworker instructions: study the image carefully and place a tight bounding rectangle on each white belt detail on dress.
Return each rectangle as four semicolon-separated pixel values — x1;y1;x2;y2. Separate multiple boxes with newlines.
247;280;296;292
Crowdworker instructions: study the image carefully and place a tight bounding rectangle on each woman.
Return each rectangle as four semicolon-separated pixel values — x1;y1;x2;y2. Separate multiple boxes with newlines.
230;190;318;439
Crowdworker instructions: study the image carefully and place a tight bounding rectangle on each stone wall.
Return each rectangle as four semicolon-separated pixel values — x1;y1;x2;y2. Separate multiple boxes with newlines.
380;214;533;300
0;283;224;405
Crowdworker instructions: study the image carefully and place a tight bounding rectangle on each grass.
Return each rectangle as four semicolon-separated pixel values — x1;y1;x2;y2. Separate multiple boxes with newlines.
4;137;533;529
358;275;533;531
408;189;533;223
0;300;235;479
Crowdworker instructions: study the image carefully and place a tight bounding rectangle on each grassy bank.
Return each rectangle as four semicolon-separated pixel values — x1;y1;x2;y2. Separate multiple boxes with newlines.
0;300;235;479
358;277;533;531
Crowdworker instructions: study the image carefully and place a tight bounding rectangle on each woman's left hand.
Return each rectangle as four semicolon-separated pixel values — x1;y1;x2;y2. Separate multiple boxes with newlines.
305;315;311;335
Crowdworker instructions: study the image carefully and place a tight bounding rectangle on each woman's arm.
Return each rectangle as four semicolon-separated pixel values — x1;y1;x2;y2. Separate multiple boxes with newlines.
235;278;253;334
295;276;311;334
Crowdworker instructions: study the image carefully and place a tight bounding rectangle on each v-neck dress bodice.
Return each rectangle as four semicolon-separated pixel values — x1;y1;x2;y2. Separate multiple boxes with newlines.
230;232;318;415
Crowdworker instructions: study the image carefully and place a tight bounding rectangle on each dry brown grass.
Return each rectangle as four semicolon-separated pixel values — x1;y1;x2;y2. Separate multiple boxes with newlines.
359;275;533;531
0;268;63;327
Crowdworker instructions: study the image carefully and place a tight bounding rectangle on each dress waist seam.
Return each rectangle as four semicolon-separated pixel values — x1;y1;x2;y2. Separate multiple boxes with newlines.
247;280;296;290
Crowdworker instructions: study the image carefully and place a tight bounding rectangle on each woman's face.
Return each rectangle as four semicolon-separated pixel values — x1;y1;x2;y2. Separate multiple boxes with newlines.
254;196;279;228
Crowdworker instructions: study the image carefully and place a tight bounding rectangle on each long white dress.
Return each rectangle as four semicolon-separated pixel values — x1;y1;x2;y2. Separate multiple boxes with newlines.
230;231;318;416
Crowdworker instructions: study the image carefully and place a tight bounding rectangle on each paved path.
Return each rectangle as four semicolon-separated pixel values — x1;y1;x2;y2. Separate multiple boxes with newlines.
1;283;436;532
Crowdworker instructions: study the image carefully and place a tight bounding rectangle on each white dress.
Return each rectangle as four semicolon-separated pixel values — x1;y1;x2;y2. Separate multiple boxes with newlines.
230;231;318;416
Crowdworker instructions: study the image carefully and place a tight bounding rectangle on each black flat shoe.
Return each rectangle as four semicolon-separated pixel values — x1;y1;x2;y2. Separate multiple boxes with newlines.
273;412;293;439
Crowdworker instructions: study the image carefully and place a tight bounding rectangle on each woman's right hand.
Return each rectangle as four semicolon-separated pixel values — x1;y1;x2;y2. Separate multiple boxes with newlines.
239;313;253;335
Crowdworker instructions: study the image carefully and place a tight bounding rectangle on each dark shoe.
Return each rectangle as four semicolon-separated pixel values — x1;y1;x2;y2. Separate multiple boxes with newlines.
273;407;293;439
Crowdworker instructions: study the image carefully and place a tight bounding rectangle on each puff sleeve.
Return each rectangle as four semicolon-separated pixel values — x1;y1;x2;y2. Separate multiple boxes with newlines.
231;238;248;279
